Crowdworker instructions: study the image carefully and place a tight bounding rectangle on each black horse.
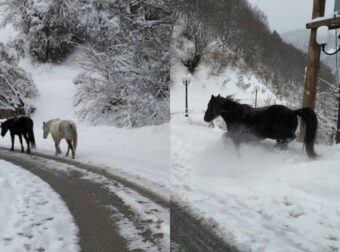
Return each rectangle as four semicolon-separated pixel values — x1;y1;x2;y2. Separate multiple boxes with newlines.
1;116;36;153
204;95;318;158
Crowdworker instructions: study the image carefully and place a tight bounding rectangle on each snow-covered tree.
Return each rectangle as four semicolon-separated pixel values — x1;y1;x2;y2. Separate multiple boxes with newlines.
0;42;37;115
1;0;171;127
74;0;171;127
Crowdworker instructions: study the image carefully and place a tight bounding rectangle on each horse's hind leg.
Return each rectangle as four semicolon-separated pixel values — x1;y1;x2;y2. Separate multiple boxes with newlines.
10;133;15;151
66;140;75;159
66;140;71;157
23;134;30;154
18;134;24;153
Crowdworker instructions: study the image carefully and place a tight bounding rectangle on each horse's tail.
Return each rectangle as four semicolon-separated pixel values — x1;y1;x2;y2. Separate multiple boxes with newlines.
28;127;36;149
295;108;318;158
71;123;78;152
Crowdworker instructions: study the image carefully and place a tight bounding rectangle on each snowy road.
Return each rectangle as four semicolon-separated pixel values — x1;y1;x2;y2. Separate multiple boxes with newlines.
171;202;239;252
0;148;170;252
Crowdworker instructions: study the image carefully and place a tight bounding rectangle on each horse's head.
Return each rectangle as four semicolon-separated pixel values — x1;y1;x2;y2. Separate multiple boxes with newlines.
43;122;49;139
204;95;225;122
0;121;9;137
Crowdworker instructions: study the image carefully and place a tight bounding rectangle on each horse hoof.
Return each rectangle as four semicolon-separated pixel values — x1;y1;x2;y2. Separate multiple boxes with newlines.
10;149;14;152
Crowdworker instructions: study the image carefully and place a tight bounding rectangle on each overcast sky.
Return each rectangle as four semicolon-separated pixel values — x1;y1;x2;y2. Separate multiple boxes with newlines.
247;0;336;34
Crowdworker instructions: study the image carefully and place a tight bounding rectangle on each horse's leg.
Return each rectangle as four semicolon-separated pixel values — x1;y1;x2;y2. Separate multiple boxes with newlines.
66;140;71;157
67;140;75;159
230;137;241;158
53;137;62;156
10;133;15;151
225;131;242;158
274;132;296;150
18;134;24;153
23;134;30;154
274;139;288;150
57;139;62;154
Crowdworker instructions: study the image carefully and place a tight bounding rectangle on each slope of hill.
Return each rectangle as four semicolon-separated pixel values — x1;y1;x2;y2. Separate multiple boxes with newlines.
173;0;337;143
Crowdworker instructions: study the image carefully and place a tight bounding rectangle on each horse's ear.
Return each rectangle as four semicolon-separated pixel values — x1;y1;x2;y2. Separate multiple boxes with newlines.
211;95;215;100
43;122;46;126
218;94;221;98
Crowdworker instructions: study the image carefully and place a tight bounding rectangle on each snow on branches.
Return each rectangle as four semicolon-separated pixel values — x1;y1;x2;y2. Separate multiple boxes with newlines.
0;42;37;115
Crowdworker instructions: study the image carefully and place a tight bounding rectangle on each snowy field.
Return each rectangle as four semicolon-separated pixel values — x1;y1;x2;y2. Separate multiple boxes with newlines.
0;160;79;252
171;62;340;252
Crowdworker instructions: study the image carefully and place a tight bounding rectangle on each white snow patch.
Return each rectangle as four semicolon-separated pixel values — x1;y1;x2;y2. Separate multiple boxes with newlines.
0;160;79;252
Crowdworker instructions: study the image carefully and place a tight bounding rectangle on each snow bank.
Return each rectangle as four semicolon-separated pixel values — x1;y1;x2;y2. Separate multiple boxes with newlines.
0;160;79;252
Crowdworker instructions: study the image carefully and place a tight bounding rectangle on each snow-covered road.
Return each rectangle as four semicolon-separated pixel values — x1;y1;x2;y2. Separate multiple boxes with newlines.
0;160;79;252
0;149;170;252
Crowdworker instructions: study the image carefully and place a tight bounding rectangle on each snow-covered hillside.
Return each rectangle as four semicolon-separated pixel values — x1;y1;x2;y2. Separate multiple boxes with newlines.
171;59;340;251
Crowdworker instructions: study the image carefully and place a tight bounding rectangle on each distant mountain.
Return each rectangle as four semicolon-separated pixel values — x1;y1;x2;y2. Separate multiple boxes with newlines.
281;29;309;52
281;29;338;74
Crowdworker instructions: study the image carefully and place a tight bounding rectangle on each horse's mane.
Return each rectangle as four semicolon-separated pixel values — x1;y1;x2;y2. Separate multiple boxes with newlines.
223;95;252;110
225;95;239;103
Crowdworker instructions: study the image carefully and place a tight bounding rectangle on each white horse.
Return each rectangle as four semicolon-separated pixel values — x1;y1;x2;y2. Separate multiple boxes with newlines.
43;119;78;159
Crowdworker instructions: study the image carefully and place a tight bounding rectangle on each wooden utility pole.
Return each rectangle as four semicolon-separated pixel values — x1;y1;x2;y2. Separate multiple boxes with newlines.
301;0;340;143
299;0;326;141
302;0;326;111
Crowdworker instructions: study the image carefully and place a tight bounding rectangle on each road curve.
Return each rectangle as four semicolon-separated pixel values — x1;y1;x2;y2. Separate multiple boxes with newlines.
0;148;169;252
1;147;240;252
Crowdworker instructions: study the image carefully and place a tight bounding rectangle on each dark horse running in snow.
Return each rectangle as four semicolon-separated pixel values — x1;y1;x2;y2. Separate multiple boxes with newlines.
204;95;318;158
1;116;36;153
